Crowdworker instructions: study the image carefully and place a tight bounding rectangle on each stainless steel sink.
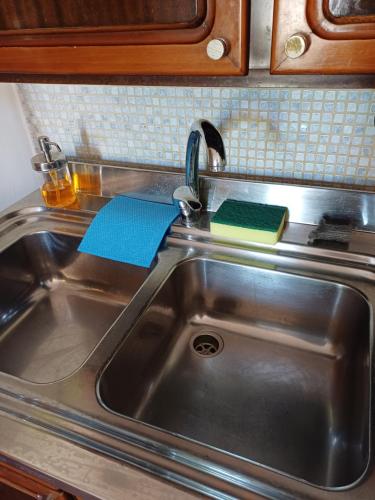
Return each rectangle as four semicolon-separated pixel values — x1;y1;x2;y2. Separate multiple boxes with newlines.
0;231;148;383
1;169;375;500
98;257;370;488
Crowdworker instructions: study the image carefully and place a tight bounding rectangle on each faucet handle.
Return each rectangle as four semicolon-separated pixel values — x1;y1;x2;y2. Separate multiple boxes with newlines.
173;186;202;227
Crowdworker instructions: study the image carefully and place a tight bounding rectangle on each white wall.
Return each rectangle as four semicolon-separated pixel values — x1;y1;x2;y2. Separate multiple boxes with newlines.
0;83;39;212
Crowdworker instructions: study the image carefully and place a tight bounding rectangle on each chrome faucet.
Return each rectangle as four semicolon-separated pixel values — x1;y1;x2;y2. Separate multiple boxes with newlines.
173;119;226;226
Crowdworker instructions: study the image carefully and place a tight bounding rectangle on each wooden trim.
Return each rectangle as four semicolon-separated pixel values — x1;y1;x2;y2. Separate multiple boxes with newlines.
271;0;375;74
1;70;375;88
0;0;249;76
0;0;212;47
0;461;76;499
306;0;375;40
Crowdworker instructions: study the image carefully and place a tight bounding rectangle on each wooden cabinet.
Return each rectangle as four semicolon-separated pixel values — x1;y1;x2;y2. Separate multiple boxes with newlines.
0;0;248;76
0;461;78;499
271;0;375;74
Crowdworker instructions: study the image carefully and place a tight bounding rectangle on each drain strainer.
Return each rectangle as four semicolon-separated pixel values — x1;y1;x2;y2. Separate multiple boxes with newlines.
190;331;224;358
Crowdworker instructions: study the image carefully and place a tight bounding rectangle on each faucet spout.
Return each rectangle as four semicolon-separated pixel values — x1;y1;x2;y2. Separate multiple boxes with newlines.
186;120;226;199
173;119;226;227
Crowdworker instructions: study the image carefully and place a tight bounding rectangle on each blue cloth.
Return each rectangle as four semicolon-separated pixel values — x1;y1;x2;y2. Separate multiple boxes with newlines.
78;196;180;268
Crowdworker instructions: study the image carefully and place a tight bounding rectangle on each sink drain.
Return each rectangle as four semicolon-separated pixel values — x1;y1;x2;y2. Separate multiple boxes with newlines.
190;332;224;358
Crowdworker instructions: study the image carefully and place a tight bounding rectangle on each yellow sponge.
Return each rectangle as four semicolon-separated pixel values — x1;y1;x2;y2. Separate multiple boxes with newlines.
210;199;287;245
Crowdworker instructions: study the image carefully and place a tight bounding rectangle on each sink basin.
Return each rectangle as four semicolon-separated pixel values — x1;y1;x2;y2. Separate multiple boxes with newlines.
98;258;370;488
0;231;148;383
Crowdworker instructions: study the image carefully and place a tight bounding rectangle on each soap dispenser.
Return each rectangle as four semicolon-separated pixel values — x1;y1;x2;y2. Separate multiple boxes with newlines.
31;136;77;208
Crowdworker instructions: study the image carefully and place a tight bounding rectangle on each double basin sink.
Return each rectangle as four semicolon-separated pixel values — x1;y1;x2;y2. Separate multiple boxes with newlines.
0;210;371;494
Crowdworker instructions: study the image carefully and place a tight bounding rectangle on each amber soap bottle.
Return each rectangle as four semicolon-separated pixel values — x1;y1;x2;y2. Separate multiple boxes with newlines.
31;136;77;208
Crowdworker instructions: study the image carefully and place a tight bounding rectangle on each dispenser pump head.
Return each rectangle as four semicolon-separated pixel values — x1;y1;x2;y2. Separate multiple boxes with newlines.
31;136;67;172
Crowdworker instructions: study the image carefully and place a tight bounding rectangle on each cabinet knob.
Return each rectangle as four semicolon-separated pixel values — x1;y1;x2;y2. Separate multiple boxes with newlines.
207;38;228;60
284;33;310;59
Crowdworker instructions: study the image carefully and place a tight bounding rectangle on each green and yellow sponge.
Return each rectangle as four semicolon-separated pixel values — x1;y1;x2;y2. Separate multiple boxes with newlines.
210;199;287;245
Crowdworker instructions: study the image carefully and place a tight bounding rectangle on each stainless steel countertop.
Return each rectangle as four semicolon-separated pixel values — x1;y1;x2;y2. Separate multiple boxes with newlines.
0;163;374;499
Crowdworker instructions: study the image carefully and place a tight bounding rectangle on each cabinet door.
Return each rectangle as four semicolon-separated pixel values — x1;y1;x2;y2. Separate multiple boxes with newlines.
0;0;248;76
271;0;375;73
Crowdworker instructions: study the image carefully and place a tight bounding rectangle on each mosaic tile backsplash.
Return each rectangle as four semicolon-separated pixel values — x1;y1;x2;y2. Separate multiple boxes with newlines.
17;84;375;187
